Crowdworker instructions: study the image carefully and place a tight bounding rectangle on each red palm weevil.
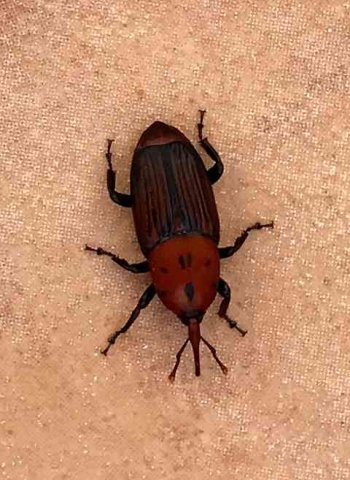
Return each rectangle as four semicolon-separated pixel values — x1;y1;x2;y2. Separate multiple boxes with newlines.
86;110;273;380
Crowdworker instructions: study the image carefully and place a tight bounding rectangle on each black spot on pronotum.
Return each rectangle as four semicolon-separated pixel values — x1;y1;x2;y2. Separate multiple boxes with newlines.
179;255;186;269
179;253;192;269
184;282;195;302
160;266;168;273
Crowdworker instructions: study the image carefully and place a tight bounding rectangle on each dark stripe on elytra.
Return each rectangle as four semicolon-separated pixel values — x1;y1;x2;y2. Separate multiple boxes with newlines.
171;144;193;232
176;148;195;233
184;282;195;301
163;144;192;233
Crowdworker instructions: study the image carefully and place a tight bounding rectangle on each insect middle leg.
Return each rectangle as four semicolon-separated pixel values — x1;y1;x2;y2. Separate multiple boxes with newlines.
106;139;132;207
197;110;224;185
85;245;149;273
219;222;274;259
101;284;156;355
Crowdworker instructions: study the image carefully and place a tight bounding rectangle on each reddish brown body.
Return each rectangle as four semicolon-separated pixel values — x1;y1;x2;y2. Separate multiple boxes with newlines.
131;121;220;319
131;121;223;377
86;111;273;380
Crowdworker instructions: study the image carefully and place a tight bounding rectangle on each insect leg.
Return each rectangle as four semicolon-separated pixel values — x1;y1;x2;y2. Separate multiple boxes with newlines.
101;284;156;355
217;278;247;336
106;139;132;207
85;245;149;273
197;110;224;184
219;222;274;259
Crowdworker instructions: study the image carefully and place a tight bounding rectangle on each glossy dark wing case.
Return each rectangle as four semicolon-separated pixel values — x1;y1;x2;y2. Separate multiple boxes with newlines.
131;140;220;256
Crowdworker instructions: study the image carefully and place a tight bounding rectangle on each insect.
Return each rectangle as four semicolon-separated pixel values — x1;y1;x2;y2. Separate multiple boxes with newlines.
86;110;273;380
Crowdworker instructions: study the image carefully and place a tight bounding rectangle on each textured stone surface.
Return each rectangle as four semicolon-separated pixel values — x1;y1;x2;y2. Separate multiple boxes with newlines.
1;1;349;479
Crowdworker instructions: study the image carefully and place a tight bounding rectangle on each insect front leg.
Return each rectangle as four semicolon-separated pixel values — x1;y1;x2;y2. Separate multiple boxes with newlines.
219;222;274;259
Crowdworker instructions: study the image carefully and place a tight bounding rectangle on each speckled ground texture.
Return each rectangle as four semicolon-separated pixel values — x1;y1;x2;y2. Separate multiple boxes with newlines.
1;1;350;479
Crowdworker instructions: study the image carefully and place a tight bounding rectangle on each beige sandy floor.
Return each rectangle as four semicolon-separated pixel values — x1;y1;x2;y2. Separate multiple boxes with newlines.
1;1;349;479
